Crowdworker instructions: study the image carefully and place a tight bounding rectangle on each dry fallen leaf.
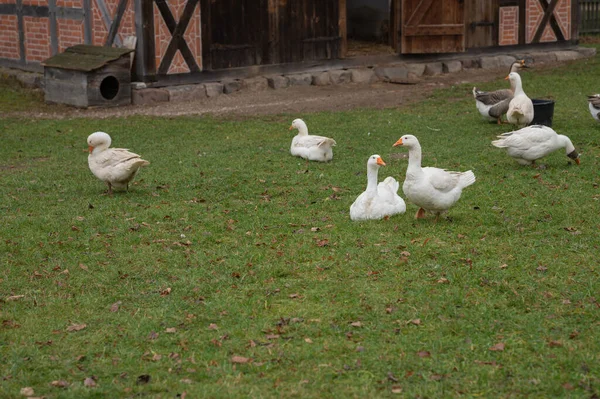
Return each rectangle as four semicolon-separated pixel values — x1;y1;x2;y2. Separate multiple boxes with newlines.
6;295;24;301
408;319;422;326
350;321;362;327
79;263;89;271
536;265;548;272
231;355;250;364
165;327;177;333
160;287;172;296
437;278;449;284
208;323;218;330
391;386;403;394
109;301;121;312
20;387;34;396
489;342;505;351
50;380;69;388
66;323;87;332
83;376;97;387
547;340;563;348
148;331;159;340
417;351;431;358
304;338;313;344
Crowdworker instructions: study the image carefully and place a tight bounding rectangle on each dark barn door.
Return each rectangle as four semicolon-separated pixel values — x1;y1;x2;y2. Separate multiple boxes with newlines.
276;0;342;64
401;0;465;54
201;0;270;70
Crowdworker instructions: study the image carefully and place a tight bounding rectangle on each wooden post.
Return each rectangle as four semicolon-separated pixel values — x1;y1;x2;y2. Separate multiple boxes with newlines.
83;0;92;44
200;0;211;70
338;0;346;58
140;0;156;80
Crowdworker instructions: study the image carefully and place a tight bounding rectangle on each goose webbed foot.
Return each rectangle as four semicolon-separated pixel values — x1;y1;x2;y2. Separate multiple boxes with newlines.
415;208;426;219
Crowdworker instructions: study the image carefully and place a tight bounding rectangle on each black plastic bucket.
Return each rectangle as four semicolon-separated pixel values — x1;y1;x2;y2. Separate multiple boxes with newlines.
530;99;555;127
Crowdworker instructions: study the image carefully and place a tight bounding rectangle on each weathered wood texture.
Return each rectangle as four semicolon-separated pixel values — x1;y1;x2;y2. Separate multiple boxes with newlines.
199;0;341;71
464;0;497;48
44;53;131;108
401;0;465;54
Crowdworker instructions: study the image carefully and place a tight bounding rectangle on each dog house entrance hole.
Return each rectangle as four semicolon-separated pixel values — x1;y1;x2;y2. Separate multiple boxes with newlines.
100;76;120;100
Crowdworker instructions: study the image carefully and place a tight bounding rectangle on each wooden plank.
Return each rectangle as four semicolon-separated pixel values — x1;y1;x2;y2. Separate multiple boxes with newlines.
268;0;280;63
105;0;128;46
405;0;435;27
141;0;155;79
200;0;211;70
464;0;496;48
338;0;346;57
48;0;58;55
404;24;464;36
571;0;578;40
518;0;526;44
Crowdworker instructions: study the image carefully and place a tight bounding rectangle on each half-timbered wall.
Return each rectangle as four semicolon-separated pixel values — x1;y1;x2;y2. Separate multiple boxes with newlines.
0;0;135;70
0;0;580;80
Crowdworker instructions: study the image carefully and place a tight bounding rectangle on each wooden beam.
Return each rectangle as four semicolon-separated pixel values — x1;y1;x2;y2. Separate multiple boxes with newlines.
96;0;123;46
16;0;25;64
141;0;156;79
519;0;526;44
403;24;464;36
338;0;346;58
48;0;58;55
200;0;211;70
532;0;560;43
105;0;128;46
157;0;200;74
405;0;435;27
83;0;92;44
571;0;578;41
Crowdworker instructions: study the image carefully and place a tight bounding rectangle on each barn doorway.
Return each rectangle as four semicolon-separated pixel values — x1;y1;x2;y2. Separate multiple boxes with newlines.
345;0;396;57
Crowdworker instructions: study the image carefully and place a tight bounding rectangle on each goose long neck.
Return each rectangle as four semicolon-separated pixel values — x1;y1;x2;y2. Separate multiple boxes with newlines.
512;77;524;96
366;165;379;193
296;122;309;136
559;135;575;153
406;144;423;172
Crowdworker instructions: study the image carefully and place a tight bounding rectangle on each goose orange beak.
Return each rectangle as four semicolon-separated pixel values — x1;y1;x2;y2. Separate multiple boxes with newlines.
575;158;580;165
88;145;94;153
289;125;294;130
393;138;403;147
504;75;509;80
377;157;386;166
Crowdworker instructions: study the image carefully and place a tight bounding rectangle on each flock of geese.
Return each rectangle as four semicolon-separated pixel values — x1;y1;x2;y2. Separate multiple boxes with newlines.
87;59;597;222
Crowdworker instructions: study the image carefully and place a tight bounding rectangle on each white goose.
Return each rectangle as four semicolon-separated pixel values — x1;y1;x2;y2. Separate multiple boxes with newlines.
350;155;406;221
506;72;534;127
393;135;476;220
491;125;580;166
588;94;600;122
473;59;529;124
289;119;336;162
87;131;150;195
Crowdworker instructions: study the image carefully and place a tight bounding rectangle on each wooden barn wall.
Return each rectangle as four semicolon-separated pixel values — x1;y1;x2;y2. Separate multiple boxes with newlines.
464;0;498;48
199;0;341;71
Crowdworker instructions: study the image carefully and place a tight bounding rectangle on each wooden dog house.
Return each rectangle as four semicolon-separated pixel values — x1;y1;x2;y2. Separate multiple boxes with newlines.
42;45;133;108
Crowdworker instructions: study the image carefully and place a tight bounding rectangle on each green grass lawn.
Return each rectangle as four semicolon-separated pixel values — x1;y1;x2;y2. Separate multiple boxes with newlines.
1;47;599;398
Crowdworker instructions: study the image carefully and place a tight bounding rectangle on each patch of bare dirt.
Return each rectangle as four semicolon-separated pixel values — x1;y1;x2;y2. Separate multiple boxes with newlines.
3;66;533;120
